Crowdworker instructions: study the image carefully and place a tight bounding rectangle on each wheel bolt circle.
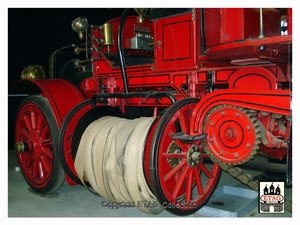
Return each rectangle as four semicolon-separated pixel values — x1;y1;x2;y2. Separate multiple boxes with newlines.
187;145;201;167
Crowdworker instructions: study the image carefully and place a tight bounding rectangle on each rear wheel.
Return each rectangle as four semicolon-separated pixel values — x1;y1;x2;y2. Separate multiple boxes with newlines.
149;98;221;215
14;96;65;194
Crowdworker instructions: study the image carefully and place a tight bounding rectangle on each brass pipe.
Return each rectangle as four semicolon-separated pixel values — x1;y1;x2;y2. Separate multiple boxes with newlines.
74;47;88;54
75;59;90;65
258;8;265;38
134;8;144;23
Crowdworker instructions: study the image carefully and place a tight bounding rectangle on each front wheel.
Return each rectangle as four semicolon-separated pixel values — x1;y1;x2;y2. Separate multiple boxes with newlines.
14;96;65;194
149;98;221;215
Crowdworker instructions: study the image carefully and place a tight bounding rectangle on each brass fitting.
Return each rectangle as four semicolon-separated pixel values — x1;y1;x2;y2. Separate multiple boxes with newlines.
20;64;46;80
14;142;26;153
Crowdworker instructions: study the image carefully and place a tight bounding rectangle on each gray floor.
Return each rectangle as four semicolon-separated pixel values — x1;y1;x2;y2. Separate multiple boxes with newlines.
8;150;292;218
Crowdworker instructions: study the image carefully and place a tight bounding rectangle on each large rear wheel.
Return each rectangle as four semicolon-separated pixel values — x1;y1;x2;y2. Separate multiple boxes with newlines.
14;96;65;194
149;98;221;215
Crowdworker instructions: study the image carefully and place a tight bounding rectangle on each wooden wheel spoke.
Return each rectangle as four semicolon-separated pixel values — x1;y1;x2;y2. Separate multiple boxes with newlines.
38;159;45;179
178;113;188;134
162;153;186;158
22;153;33;168
20;128;30;139
164;159;187;182
40;125;50;140
193;168;204;196
42;146;53;159
36;113;45;134
185;168;193;202
30;110;37;131
23;114;33;133
202;154;210;159
172;164;189;199
199;163;214;179
41;156;52;174
174;140;190;153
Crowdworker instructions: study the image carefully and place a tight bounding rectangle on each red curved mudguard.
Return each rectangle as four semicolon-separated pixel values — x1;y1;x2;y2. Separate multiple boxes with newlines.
12;78;85;126
190;89;291;135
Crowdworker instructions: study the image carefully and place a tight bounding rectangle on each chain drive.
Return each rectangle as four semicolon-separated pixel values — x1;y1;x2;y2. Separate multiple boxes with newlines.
202;105;292;213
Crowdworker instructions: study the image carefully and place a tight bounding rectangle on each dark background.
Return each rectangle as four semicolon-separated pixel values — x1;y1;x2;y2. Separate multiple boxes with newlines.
8;8;109;149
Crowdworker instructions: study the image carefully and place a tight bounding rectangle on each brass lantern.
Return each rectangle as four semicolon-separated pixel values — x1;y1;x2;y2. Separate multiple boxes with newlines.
20;64;46;80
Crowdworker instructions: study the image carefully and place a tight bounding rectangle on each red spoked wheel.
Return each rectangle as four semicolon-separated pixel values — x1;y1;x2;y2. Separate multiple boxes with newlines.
149;98;221;215
204;106;259;165
14;96;65;194
58;100;124;185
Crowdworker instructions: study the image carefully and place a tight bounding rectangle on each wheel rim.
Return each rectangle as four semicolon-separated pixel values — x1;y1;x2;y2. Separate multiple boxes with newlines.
58;101;124;184
15;103;54;188
204;106;258;164
150;98;220;215
58;101;95;183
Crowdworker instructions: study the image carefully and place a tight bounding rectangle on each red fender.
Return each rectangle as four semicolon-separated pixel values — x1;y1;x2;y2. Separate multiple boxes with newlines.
190;89;291;135
12;78;85;126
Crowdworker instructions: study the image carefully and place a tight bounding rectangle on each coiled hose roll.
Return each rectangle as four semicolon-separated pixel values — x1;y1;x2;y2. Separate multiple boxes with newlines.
74;116;163;214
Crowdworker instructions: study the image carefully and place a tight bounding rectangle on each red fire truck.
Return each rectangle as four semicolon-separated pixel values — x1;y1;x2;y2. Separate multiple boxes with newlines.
13;8;292;215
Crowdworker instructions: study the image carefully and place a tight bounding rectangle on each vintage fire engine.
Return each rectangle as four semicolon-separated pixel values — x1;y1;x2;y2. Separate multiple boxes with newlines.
12;8;292;215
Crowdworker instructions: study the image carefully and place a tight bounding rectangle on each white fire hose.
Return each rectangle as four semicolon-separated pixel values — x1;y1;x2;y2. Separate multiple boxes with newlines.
74;116;163;214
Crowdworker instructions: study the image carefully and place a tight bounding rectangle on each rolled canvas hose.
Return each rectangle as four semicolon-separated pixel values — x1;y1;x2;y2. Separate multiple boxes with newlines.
74;116;163;214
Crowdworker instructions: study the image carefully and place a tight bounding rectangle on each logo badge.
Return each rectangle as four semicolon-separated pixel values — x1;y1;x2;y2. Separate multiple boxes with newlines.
259;181;284;213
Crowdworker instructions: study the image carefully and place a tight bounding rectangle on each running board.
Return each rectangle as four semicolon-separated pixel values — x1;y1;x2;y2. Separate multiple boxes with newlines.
170;132;207;143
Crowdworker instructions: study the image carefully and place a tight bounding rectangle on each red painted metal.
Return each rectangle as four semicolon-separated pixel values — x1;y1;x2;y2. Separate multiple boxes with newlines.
202;35;291;64
153;11;199;70
204;106;257;164
204;8;281;48
191;89;290;134
13;7;292;214
13;79;85;126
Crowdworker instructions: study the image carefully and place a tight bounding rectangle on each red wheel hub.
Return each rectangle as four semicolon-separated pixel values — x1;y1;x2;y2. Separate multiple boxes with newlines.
205;107;257;164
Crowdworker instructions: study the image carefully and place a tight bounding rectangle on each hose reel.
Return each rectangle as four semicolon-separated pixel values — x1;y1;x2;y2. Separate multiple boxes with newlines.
74;116;163;214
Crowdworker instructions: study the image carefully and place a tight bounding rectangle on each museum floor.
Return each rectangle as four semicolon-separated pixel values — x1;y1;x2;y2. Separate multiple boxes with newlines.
7;149;292;218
